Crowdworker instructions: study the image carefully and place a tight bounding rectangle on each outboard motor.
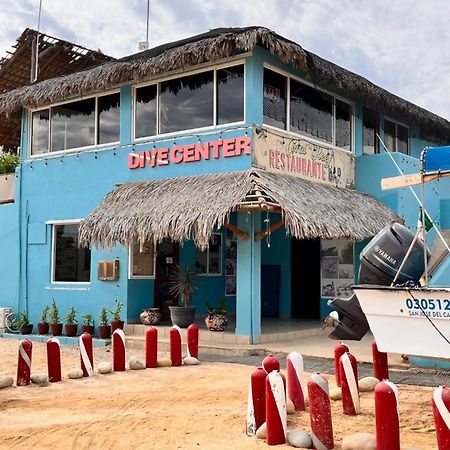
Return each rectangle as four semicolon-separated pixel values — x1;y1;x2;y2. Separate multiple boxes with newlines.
327;223;430;340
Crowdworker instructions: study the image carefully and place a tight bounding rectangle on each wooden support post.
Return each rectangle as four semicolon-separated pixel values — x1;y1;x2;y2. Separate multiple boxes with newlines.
223;222;249;240
254;220;284;241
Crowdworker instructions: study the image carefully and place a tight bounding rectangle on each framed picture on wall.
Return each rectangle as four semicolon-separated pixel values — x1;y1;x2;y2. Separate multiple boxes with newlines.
225;229;237;296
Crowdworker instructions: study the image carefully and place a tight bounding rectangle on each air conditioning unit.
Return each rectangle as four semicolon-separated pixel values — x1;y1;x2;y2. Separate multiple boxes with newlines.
0;307;12;331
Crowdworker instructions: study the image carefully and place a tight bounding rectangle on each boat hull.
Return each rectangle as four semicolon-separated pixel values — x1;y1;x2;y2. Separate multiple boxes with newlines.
353;285;450;358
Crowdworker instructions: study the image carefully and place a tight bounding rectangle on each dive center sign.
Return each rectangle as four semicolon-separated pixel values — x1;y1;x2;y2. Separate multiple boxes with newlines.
252;127;355;189
128;137;251;169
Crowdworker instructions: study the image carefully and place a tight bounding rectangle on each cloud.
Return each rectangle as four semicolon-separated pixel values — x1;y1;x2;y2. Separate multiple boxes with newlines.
0;0;449;119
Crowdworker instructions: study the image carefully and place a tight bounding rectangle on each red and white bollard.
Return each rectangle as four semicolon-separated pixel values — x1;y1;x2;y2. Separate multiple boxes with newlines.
47;337;61;382
113;328;126;371
266;370;287;445
170;325;182;367
372;340;389;381
374;380;400;450
339;352;360;415
334;342;349;387
145;326;158;369
432;385;450;449
187;323;199;359
287;352;306;411
262;354;280;373
308;373;334;450
80;332;94;377
246;367;267;436
17;339;32;386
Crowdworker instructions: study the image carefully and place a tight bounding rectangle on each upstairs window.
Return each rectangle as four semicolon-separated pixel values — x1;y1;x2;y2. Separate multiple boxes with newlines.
160;71;214;134
384;119;409;154
31;92;120;156
263;68;287;129
134;63;245;138
290;80;332;144
195;233;222;275
264;68;354;151
362;108;380;154
52;223;91;283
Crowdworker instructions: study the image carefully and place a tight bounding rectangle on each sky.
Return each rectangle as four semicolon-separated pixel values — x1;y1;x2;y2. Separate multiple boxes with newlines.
0;0;449;120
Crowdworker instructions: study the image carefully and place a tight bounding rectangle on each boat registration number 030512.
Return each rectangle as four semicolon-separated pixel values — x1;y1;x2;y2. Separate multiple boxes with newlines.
405;298;450;318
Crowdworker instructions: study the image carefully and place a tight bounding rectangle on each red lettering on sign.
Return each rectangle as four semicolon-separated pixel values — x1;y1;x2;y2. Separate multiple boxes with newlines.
210;140;221;159
269;149;275;168
183;144;196;163
235;137;251;156
222;139;236;157
195;142;209;161
157;148;169;165
128;153;142;169
170;146;184;164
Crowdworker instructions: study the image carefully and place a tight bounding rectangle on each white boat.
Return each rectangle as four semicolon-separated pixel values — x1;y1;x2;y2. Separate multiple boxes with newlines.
328;145;450;359
353;285;450;358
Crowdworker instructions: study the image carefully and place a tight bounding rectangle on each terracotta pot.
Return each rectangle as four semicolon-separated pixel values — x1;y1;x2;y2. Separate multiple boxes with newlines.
205;313;228;332
140;308;161;326
111;320;124;332
37;323;49;335
81;325;94;335
20;324;33;335
65;324;78;337
98;325;111;339
50;323;63;336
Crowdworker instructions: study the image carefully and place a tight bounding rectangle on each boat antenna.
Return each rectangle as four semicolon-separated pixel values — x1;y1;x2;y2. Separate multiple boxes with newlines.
138;0;150;51
376;133;450;258
32;0;43;82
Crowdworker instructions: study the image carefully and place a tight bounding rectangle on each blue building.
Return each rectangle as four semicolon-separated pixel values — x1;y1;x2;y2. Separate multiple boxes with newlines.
0;27;449;343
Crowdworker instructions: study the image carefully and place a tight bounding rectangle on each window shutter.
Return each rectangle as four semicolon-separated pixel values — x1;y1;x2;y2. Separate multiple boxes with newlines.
97;260;119;281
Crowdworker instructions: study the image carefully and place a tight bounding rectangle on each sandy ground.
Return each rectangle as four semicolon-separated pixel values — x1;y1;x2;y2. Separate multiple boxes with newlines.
0;338;439;450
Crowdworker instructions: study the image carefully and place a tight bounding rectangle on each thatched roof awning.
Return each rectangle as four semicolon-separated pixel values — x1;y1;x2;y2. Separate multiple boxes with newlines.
79;170;401;250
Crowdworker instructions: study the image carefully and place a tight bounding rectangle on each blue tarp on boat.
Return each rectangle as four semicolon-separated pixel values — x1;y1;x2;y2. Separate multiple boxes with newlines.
423;146;450;172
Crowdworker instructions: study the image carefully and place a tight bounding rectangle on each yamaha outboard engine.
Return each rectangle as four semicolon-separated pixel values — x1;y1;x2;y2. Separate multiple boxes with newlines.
327;223;430;340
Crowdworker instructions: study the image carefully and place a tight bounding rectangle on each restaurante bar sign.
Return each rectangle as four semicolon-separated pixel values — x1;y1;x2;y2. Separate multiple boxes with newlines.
252;127;355;189
128;137;251;169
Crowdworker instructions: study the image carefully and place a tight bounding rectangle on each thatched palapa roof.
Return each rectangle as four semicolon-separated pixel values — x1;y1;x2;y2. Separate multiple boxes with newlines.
1;26;449;142
78;169;401;250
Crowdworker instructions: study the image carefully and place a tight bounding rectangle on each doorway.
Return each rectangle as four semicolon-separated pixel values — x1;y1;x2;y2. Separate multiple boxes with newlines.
154;239;180;321
291;238;321;319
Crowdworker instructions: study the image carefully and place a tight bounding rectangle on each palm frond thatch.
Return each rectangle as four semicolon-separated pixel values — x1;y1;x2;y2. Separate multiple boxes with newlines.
0;26;448;140
78;169;401;250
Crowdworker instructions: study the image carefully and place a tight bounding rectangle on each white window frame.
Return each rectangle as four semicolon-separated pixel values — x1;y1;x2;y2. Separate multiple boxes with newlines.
132;59;246;142
49;219;90;285
196;232;223;277
29;89;121;159
263;63;355;153
383;117;410;155
128;241;156;279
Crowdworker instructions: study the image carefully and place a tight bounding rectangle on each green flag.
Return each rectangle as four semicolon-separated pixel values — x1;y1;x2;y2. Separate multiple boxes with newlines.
418;207;433;232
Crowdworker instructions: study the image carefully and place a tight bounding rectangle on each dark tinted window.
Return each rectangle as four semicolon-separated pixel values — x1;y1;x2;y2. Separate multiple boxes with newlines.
51;99;95;152
362;108;379;154
335;100;352;150
397;124;409;154
160;71;214;134
290;79;332;143
263;68;286;129
31;109;50;155
135;85;157;138
54;224;91;282
217;65;244;124
98;93;120;144
384;119;396;152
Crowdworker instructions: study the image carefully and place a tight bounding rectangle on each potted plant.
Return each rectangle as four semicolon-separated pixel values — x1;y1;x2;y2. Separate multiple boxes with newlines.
37;304;49;334
18;311;33;334
49;298;63;336
98;306;111;339
65;306;78;337
205;298;228;332
169;265;198;328
81;313;94;335
109;300;124;332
